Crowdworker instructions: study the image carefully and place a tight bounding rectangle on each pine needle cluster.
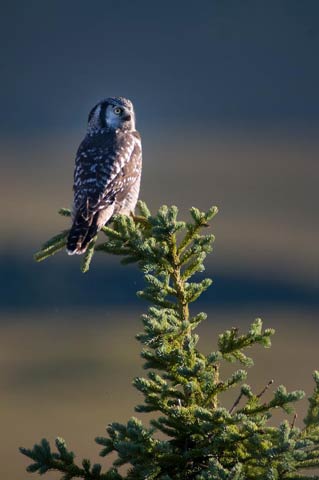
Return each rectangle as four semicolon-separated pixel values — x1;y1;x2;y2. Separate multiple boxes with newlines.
21;202;319;479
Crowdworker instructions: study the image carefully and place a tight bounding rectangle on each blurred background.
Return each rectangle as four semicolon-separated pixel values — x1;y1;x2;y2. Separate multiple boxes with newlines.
1;1;319;478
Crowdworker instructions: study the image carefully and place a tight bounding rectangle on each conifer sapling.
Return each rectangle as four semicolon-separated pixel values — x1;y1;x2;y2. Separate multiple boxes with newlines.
21;202;319;479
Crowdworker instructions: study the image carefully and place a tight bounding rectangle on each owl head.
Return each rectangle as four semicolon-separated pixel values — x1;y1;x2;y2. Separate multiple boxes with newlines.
87;96;135;133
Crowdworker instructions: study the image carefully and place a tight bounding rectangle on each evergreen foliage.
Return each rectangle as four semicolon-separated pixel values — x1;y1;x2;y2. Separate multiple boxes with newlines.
21;202;319;479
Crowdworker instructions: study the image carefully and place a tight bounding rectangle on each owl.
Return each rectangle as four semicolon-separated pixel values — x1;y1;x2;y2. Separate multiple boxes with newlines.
66;97;142;255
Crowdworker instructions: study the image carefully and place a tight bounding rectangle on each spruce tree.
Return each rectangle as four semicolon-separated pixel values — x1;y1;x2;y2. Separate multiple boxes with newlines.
21;202;319;479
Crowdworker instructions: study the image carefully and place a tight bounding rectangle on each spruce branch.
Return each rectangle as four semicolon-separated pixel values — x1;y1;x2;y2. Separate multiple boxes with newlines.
20;438;121;479
257;379;274;399
33;230;69;262
304;371;319;432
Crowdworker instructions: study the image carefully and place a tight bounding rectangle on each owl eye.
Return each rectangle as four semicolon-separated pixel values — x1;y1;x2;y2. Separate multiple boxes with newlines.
113;107;122;115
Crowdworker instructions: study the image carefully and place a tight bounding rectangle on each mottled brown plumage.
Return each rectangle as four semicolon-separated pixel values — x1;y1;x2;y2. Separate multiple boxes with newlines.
67;97;142;255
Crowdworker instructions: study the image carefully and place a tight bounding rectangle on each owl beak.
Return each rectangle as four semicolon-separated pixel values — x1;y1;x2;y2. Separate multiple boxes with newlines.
124;114;131;121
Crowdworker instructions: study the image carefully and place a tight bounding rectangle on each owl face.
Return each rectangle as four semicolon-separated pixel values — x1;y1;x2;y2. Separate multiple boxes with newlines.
88;97;135;133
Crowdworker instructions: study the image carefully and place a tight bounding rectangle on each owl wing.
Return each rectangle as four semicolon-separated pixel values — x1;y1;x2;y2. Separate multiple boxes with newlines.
73;130;142;220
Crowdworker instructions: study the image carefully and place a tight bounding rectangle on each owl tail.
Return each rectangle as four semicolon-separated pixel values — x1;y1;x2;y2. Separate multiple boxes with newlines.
66;213;99;255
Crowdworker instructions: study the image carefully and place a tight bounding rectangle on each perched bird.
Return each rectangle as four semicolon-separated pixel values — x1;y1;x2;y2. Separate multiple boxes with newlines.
66;97;142;255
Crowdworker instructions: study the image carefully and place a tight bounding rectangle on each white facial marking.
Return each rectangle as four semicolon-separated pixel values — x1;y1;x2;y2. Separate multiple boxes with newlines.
104;103;135;131
105;105;122;129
